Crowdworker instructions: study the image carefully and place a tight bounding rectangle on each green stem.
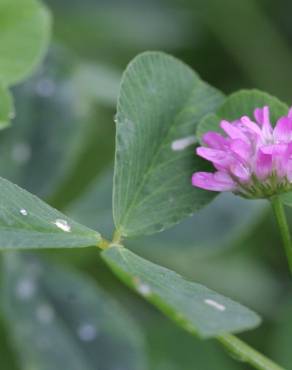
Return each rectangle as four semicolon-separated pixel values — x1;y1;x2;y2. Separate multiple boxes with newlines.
270;196;292;274
112;229;122;244
97;238;110;250
217;334;285;370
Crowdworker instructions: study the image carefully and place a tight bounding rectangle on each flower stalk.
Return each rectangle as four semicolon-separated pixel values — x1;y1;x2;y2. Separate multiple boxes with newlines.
218;334;284;370
270;195;292;274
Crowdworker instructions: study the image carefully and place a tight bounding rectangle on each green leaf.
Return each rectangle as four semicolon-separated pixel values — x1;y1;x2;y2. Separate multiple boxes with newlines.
66;169;266;262
0;0;51;86
0;85;13;129
0;177;101;249
196;113;221;142
218;89;288;123
114;51;225;237
102;246;261;338
2;253;147;370
197;89;288;140
177;250;281;317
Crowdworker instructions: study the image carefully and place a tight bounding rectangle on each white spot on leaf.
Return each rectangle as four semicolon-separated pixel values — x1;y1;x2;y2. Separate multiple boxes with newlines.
16;278;36;300
171;136;196;151
137;283;151;296
133;277;152;296
54;219;71;232
20;208;28;216
204;298;226;311
78;323;98;342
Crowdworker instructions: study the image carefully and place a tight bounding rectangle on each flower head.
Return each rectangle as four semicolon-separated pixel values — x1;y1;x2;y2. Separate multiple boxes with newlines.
192;106;292;198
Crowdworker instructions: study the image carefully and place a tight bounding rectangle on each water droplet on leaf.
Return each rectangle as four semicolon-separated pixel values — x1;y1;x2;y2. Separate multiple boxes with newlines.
204;298;226;311
171;136;196;151
133;277;152;296
54;219;71;232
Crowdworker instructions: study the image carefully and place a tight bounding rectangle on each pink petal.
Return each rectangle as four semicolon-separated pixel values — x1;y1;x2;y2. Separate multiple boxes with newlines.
272;143;290;178
213;163;227;171
229;139;252;161
261;143;287;155
196;147;233;167
260;144;274;155
202;132;228;149
192;171;236;191
286;159;292;181
220;120;249;142
255;149;272;180
274;159;288;178
259;143;289;177
230;163;250;182
257;106;273;140
286;142;292;156
273;117;292;143
254;106;271;129
240;116;262;136
254;107;265;125
288;107;292;118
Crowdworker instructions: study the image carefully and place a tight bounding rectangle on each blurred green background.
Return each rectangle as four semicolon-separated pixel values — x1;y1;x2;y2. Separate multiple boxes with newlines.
1;0;292;369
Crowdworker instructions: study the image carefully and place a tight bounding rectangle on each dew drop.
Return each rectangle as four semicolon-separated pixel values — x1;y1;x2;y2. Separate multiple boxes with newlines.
78;323;98;342
171;136;197;151
137;283;151;296
204;298;226;311
133;277;152;296
16;278;36;300
20;208;28;216
54;219;71;232
36;304;55;324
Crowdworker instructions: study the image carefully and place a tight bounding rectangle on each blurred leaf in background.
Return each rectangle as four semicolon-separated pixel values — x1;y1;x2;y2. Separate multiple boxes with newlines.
0;46;116;206
2;253;147;370
0;0;51;86
0;0;51;129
